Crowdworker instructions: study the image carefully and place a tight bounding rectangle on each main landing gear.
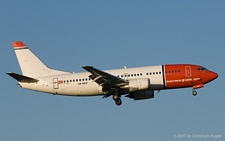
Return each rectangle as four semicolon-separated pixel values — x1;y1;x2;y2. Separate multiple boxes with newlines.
102;88;122;106
112;91;122;106
192;89;197;96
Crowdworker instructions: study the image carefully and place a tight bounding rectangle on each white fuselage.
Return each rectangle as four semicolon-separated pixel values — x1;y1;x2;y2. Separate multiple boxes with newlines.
19;65;164;96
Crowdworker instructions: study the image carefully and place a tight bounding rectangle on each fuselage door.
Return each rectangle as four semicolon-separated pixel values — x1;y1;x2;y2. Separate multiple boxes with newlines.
185;66;192;77
53;78;59;89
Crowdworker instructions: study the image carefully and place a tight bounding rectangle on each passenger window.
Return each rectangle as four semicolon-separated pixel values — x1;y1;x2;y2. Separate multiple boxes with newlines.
146;73;149;75
159;72;161;74
156;72;158;74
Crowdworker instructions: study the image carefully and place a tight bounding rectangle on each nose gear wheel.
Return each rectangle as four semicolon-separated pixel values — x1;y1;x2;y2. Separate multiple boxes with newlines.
192;90;197;96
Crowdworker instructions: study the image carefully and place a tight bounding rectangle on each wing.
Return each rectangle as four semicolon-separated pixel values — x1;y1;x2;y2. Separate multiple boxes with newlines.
82;66;128;87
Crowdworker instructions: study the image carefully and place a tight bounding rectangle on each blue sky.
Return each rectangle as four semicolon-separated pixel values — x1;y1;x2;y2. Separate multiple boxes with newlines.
1;1;224;140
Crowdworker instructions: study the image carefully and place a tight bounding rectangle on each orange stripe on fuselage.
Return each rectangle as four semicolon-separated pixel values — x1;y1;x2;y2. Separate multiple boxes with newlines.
164;64;202;89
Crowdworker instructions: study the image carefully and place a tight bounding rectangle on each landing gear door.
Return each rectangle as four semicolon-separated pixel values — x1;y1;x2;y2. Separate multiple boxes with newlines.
53;78;59;89
185;66;192;77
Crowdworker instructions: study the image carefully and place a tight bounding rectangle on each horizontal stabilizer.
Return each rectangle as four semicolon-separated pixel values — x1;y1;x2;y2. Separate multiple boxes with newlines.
7;72;39;83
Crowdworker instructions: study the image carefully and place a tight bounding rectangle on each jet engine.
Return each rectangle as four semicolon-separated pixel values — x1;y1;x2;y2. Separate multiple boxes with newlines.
125;91;154;100
123;78;150;92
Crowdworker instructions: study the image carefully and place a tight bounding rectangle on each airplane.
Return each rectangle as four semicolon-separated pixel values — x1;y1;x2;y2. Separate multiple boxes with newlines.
7;41;218;106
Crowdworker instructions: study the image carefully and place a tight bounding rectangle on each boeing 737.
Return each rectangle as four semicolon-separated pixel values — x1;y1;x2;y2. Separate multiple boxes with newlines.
7;41;218;106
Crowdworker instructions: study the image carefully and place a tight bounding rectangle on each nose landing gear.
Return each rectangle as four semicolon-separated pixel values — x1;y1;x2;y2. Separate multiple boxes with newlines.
192;84;204;96
192;89;197;96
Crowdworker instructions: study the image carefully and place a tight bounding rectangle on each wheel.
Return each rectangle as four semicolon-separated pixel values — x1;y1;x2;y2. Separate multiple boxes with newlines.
192;90;197;96
115;98;122;106
113;94;119;101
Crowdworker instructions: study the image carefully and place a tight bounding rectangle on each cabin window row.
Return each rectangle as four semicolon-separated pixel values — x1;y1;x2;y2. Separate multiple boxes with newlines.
63;78;91;83
146;72;161;75
62;72;154;83
165;70;180;73
117;73;143;78
63;71;163;83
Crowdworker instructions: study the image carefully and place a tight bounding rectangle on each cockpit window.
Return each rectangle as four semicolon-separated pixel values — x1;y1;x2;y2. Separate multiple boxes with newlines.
198;67;207;71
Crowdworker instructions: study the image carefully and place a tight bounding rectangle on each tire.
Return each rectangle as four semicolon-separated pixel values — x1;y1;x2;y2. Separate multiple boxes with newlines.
192;90;197;96
115;98;122;106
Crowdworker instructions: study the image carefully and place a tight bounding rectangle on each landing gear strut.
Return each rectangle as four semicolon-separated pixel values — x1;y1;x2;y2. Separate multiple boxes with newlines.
192;89;197;96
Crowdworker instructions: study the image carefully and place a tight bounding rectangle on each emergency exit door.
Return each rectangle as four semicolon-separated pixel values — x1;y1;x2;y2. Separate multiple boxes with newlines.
53;78;59;89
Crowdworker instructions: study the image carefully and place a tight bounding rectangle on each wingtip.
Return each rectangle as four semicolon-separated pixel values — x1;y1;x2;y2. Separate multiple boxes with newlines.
12;41;27;49
6;72;12;75
82;66;93;68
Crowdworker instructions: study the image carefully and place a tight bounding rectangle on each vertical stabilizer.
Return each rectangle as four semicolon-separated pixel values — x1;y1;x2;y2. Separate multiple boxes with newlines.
12;41;69;78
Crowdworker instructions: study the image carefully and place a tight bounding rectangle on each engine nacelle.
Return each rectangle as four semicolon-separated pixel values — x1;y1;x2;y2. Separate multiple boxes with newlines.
128;78;150;92
125;91;154;100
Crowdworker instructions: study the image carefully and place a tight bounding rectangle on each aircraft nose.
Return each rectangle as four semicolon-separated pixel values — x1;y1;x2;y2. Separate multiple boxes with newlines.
210;71;218;80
